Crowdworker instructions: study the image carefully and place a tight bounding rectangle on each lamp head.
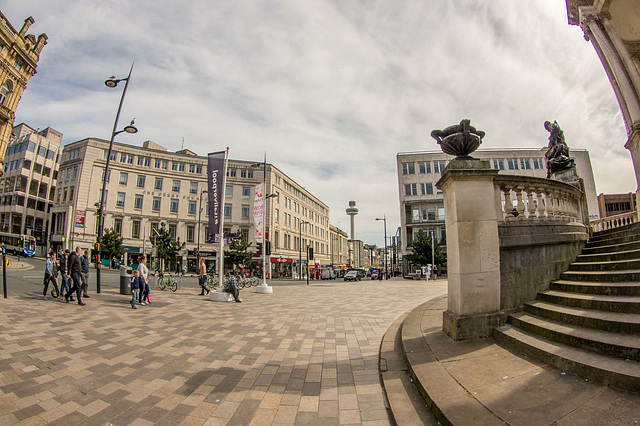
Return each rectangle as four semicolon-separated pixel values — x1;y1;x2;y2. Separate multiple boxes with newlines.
105;76;119;88
123;119;138;134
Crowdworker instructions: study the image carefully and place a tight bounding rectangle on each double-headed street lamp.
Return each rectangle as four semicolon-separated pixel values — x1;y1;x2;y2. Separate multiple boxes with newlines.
299;220;310;280
251;158;277;293
375;215;388;280
96;63;138;294
197;189;209;267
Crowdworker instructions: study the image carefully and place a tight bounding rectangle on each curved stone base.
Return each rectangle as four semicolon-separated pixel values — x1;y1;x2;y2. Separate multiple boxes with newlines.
209;290;232;302
255;285;273;294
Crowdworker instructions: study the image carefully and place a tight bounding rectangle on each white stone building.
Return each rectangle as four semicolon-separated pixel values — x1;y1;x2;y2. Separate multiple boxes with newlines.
0;124;62;255
51;138;332;275
396;148;599;275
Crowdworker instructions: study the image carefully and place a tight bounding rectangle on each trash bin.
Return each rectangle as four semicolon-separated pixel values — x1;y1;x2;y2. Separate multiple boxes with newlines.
120;265;131;295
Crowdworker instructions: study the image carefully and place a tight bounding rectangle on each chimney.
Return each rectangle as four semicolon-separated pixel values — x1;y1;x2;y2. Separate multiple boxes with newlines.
33;33;48;56
19;16;35;37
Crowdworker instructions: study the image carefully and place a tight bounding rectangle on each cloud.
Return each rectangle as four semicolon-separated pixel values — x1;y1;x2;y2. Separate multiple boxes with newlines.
2;0;631;246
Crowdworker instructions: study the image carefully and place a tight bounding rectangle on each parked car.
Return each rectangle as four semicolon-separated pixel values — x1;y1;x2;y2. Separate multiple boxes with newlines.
344;271;361;282
370;271;379;280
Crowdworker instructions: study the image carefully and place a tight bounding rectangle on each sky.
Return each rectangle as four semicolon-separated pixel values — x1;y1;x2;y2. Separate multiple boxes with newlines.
2;1;633;247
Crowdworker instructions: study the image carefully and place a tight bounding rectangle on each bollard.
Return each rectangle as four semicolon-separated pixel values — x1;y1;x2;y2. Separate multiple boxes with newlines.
119;265;131;295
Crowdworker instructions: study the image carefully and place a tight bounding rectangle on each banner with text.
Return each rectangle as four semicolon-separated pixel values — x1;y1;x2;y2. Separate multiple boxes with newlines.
207;151;226;243
254;183;264;242
75;210;86;228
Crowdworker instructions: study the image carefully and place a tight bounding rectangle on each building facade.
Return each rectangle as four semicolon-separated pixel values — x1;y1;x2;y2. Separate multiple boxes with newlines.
51;138;332;275
328;224;349;271
0;12;47;173
597;192;637;218
0;124;62;255
397;148;599;275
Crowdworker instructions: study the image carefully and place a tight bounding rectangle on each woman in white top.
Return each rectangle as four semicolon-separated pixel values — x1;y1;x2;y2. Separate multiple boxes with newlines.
138;255;150;304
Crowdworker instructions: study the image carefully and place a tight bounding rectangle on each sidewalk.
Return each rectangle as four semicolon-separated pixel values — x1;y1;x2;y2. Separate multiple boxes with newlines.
403;296;640;425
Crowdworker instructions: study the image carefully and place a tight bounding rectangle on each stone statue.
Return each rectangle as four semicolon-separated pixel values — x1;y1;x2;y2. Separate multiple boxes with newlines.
544;120;574;178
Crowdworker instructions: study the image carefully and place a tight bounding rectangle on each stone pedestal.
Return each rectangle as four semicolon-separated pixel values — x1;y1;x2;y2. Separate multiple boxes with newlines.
436;159;503;340
209;289;232;302
255;284;273;294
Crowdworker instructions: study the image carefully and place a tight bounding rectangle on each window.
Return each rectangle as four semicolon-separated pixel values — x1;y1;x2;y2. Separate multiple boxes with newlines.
134;194;143;210
404;183;418;196
103;150;116;161
186;225;195;243
240;169;248;178
0;80;11;105
132;220;141;239
507;159;519;170
493;159;505;170
155;159;161;169
22;159;31;170
225;185;233;198
189;164;196;173
247;170;254;179
137;156;145;166
423;208;436;221
102;169;111;182
172;162;179;171
154;177;163;190
196;165;202;174
116;192;126;207
402;163;416;175
189;182;198;194
46;149;54;160
533;158;544;170
12;58;23;72
169;224;177;239
242;186;250;198
520;158;531;170
172;180;180;192
224;203;232;217
275;208;279;223
33;163;42;174
152;197;161;211
170;199;179;213
137;175;146;188
188;201;196;215
240;228;249;242
99;189;108;205
241;204;250;218
42;166;51;177
119;172;128;185
227;168;236;177
162;161;168;170
418;162;431;173
433;161;447;173
420;183;434;195
114;218;123;235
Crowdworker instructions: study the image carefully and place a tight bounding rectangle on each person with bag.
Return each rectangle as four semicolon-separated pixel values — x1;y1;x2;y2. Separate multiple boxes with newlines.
66;246;85;306
198;258;210;295
43;252;60;300
138;255;150;305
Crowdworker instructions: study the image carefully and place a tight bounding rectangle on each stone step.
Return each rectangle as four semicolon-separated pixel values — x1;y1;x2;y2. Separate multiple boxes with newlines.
560;269;640;283
524;300;640;335
586;232;640;248
550;280;640;296
493;324;640;392
591;221;640;240
576;247;640;263
379;312;439;426
582;239;640;255
568;258;640;272
537;290;640;313
508;312;640;361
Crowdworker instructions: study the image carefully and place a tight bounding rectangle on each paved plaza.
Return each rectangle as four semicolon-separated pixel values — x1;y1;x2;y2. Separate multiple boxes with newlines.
0;277;446;425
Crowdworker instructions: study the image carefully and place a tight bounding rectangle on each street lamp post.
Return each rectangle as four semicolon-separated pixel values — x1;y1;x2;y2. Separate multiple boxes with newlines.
375;215;388;279
96;63;138;294
251;158;276;293
197;189;209;268
299;220;309;280
431;229;436;280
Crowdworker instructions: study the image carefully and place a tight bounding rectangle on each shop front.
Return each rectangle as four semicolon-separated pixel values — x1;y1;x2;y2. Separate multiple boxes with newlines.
187;250;217;274
271;256;293;279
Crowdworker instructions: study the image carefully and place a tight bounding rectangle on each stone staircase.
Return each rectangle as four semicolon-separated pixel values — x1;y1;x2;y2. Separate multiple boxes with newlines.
494;222;640;392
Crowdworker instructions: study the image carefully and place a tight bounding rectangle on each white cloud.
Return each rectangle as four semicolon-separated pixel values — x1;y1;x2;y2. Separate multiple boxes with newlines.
3;0;632;246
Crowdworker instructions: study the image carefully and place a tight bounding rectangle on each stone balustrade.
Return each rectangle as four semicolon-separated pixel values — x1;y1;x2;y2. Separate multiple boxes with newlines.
590;211;638;232
494;175;586;224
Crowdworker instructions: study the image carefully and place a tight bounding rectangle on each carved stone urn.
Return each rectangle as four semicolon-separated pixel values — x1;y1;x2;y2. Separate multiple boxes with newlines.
430;119;485;159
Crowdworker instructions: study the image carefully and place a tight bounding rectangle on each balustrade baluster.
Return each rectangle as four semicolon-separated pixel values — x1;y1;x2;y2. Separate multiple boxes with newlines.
515;186;526;219
526;188;537;219
501;185;514;220
536;188;546;219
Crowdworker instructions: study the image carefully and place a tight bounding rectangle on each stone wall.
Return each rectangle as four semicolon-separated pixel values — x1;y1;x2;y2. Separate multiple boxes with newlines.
499;222;588;313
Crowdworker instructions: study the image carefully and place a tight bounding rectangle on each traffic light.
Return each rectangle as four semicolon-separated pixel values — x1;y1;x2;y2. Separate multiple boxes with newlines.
256;242;263;255
94;243;100;251
265;240;271;255
308;246;314;260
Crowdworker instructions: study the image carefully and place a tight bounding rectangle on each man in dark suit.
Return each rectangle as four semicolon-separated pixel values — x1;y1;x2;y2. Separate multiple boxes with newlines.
66;246;85;306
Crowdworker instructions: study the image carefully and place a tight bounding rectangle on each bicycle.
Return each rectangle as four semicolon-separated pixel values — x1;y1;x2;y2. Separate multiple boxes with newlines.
156;270;178;292
240;277;258;288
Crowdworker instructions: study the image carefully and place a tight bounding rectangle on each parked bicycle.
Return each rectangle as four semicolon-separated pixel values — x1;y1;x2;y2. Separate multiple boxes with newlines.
238;276;258;288
155;270;178;292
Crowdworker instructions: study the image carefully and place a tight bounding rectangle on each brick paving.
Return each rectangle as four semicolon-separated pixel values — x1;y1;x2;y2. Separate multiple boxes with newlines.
0;279;446;425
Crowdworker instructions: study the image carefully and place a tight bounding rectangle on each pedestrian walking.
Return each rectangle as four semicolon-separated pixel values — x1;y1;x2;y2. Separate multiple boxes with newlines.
432;265;438;280
80;249;90;298
198;258;210;295
58;250;70;300
138;255;150;305
130;269;140;309
42;252;60;300
66;246;85;306
426;264;432;281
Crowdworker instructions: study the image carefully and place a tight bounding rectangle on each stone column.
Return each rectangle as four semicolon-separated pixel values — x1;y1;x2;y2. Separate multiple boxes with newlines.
436;159;503;340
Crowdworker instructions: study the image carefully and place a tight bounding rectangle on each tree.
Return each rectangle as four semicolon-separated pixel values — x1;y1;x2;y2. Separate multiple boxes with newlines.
102;228;124;263
404;230;446;267
224;236;253;273
154;223;185;272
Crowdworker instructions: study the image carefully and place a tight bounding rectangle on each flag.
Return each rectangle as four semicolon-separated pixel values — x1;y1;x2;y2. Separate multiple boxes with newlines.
207;151;226;243
254;183;264;242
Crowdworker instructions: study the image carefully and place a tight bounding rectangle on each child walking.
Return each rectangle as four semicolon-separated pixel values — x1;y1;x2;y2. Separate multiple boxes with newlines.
130;269;140;309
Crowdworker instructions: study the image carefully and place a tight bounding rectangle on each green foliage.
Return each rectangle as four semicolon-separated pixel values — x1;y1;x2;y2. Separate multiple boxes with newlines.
404;230;446;267
102;228;124;260
224;236;253;272
154;223;185;270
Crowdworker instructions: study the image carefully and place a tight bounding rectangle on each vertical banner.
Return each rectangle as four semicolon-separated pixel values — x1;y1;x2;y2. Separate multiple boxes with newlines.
254;183;264;242
75;210;86;228
207;151;226;243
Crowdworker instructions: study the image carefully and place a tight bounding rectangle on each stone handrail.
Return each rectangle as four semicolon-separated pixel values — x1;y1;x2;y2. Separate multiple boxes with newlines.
590;211;637;232
494;175;586;224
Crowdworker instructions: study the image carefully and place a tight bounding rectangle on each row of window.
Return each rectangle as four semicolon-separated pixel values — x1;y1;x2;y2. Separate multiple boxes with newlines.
401;157;546;175
404;183;442;197
1;194;50;212
4;140;59;162
2;158;56;179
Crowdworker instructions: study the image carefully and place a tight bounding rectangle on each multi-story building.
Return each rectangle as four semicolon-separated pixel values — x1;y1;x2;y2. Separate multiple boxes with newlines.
0;124;62;255
328;224;348;270
52;138;331;276
396;148;599;275
597;192;637;218
0;12;47;172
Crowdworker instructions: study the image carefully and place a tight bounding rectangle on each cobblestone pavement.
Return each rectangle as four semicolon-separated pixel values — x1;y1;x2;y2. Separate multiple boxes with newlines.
0;278;446;425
